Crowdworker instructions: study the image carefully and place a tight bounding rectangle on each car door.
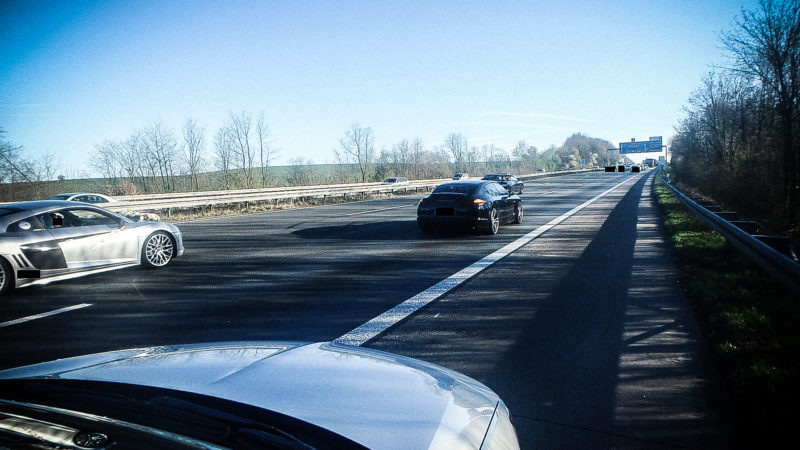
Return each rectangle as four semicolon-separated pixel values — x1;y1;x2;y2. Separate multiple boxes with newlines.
38;207;139;271
488;183;514;220
6;215;70;278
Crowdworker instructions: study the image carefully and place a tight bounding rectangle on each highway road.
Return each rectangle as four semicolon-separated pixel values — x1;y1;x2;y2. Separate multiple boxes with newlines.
0;170;731;448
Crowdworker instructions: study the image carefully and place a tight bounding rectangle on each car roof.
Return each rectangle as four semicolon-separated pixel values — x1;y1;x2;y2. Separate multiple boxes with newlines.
0;201;118;227
439;179;489;186
51;192;112;198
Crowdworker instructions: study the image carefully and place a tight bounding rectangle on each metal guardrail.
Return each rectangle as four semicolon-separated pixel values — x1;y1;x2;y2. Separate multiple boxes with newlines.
1;169;598;218
659;173;800;294
105;180;447;216
100;169;597;216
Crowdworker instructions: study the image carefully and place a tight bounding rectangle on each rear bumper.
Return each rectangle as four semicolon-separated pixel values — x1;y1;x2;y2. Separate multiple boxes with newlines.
417;208;488;230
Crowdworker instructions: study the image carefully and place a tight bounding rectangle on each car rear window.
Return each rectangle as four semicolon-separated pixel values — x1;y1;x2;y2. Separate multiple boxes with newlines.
433;184;476;195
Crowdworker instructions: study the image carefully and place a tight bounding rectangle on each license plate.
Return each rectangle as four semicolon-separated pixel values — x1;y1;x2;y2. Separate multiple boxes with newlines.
436;208;454;216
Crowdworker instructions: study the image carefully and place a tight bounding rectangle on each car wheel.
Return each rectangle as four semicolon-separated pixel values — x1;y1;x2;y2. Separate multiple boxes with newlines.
418;222;435;234
141;231;175;268
484;208;500;235
0;258;13;296
513;203;524;224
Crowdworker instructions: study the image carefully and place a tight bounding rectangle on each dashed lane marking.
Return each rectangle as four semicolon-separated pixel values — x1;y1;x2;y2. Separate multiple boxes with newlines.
0;303;93;329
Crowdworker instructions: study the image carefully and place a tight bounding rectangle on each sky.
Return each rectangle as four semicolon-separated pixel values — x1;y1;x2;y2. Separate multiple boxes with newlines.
1;0;760;177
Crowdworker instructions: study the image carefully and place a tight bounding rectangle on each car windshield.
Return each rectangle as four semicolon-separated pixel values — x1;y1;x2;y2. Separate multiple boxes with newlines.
0;379;366;449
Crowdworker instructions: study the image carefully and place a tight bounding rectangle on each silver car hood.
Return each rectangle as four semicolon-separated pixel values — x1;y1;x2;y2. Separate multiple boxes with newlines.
0;341;513;449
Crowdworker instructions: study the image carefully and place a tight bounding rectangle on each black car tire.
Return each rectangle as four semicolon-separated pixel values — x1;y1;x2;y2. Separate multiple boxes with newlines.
0;258;13;296
141;231;176;268
418;222;435;234
484;208;500;235
513;203;524;224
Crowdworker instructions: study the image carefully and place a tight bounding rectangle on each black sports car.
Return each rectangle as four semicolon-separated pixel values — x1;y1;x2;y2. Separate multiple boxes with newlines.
417;180;523;234
481;173;524;194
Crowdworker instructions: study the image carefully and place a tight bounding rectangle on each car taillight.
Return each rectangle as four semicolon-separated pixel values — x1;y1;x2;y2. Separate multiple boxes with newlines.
473;199;486;206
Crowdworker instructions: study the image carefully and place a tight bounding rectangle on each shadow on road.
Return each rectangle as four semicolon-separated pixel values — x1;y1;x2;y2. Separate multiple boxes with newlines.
368;173;731;448
291;219;498;240
291;220;423;240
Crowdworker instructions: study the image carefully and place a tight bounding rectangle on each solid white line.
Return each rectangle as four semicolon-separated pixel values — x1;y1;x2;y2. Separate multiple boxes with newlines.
334;176;637;346
0;303;93;329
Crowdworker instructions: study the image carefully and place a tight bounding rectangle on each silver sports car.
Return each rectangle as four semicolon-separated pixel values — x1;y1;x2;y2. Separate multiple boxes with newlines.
0;341;520;449
0;200;184;295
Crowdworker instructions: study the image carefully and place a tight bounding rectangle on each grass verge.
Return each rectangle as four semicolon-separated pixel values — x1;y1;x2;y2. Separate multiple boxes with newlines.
653;177;799;447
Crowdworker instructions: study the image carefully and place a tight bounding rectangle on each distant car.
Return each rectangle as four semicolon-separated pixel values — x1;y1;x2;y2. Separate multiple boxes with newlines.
417;180;523;235
381;177;409;185
452;172;469;180
0;341;521;449
49;192;117;204
481;173;524;194
0;201;184;295
536;168;546;172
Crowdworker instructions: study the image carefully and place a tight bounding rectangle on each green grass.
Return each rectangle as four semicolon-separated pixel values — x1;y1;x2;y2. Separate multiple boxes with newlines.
654;177;800;447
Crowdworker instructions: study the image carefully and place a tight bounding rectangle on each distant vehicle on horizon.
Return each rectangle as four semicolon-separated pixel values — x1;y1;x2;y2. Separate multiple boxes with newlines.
381;177;409;185
49;192;117;204
481;173;524;194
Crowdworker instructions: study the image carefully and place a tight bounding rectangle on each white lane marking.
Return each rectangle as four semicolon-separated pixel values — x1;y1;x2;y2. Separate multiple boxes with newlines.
334;176;637;346
0;303;92;329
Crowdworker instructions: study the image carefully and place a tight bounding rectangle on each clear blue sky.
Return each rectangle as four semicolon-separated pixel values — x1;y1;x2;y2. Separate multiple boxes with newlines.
1;0;758;177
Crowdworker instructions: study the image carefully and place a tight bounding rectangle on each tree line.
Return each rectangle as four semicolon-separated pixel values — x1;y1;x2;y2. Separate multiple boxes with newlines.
670;0;800;233
1;113;613;201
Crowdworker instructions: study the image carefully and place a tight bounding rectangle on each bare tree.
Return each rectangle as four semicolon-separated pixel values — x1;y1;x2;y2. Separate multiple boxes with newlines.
445;132;467;168
255;113;278;187
338;124;376;182
182;118;206;191
722;0;800;219
410;138;425;178
0;128;34;185
141;121;178;193
227;111;255;188
91;139;125;181
286;157;314;186
214;126;235;190
0;128;58;199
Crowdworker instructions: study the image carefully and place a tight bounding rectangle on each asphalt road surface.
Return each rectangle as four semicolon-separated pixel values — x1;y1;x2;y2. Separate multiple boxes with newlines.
1;170;731;448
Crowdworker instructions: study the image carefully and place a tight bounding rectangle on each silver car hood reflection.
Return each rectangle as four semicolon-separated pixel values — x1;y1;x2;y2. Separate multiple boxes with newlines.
0;341;518;449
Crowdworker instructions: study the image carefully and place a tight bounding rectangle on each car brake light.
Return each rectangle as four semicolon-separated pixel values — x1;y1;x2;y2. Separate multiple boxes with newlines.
473;199;486;206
